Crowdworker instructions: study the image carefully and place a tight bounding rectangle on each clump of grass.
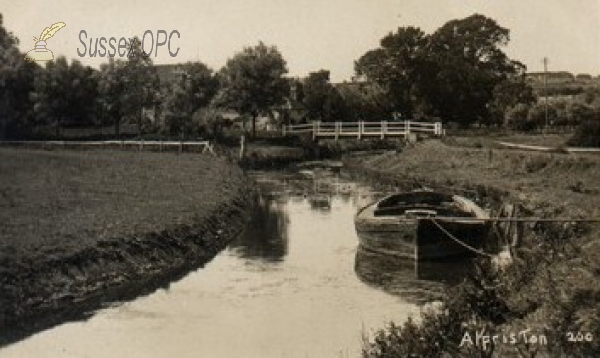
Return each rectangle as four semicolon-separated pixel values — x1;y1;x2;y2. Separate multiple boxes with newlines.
522;154;552;173
567;119;600;148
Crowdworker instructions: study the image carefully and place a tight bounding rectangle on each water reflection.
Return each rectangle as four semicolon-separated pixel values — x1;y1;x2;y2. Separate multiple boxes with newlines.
354;248;475;304
228;193;289;262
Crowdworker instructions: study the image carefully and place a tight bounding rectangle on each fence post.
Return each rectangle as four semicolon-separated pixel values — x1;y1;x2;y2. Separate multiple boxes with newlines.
381;121;386;139
358;121;362;140
282;124;286;136
335;122;339;140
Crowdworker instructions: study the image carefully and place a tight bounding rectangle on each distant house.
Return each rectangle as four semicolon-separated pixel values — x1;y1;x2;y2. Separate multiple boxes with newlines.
526;71;575;83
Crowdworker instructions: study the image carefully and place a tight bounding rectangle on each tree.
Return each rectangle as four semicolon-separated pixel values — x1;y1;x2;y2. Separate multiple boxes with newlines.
302;70;346;122
527;102;558;129
490;76;536;125
98;38;160;136
163;61;219;137
217;42;289;138
355;26;428;118
336;81;391;121
0;13;38;139
505;103;532;130
427;14;525;125
98;58;127;135
32;56;73;136
354;14;527;127
120;37;160;136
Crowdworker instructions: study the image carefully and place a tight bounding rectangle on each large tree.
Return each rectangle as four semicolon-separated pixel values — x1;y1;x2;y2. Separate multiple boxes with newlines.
426;14;527;125
336;81;391;122
302;70;346;122
98;37;160;136
163;61;219;137
98;58;126;135
355;26;428;119
355;14;532;126
0;13;38;139
217;42;289;138
121;37;160;136
32;57;69;136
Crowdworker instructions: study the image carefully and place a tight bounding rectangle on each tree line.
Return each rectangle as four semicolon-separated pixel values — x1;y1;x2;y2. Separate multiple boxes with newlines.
1;13;599;141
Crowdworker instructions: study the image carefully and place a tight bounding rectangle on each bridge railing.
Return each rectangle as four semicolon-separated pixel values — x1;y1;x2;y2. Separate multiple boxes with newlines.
283;120;443;139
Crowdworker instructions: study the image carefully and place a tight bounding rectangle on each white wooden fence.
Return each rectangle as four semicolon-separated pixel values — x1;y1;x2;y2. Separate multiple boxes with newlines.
282;121;443;140
0;140;215;154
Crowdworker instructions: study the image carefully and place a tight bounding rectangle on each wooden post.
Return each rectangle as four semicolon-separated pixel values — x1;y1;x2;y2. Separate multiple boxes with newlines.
239;135;245;159
159;140;163;152
381;121;386;139
358;121;362;140
312;121;317;140
335;122;339;140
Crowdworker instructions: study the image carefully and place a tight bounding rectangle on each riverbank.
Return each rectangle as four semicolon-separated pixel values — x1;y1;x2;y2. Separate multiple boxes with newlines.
345;139;600;356
0;148;252;345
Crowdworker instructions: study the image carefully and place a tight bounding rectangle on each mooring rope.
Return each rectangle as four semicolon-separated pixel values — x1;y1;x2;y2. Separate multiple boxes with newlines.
428;218;496;258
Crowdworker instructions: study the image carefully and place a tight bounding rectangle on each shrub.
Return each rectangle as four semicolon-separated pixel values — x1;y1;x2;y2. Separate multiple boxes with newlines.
567;118;600;147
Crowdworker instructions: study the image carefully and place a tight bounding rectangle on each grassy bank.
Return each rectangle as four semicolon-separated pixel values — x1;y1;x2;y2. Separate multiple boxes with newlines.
0;148;252;344
345;139;600;357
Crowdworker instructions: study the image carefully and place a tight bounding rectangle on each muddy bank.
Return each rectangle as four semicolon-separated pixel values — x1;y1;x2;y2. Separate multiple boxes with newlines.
0;149;253;345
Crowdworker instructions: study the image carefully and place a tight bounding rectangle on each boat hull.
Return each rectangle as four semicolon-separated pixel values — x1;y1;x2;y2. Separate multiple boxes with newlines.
355;197;489;260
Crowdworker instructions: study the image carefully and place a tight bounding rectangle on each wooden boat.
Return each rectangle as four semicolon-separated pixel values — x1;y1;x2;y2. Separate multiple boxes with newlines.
354;190;490;260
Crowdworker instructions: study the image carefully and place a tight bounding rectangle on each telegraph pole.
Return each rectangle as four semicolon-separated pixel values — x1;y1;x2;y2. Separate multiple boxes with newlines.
543;57;549;131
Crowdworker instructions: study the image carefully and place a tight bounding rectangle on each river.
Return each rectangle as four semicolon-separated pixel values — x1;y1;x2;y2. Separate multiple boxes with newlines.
1;168;474;358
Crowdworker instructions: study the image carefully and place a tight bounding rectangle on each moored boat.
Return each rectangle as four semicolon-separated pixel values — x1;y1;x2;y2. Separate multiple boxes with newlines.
354;190;490;260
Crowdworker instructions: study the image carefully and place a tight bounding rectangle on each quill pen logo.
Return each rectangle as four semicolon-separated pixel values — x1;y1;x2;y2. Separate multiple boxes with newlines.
24;22;66;62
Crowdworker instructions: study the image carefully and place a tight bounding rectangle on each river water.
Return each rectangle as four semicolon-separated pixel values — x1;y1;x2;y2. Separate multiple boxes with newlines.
2;168;474;358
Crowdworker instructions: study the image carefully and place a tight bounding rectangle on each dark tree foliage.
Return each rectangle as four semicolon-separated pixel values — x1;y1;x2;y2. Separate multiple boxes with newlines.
568;115;600;147
98;58;127;135
337;82;391;121
163;62;219;137
97;38;160;136
355;27;428;119
0;13;39;139
355;14;533;126
32;57;99;136
217;42;289;138
302;70;347;122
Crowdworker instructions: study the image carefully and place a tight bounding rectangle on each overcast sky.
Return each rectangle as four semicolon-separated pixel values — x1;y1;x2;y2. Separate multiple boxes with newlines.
3;0;599;81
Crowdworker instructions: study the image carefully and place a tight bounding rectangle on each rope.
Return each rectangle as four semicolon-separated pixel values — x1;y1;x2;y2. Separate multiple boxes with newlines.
428;218;496;258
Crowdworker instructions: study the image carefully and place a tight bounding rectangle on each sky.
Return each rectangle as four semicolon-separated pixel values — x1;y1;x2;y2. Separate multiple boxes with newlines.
3;0;599;82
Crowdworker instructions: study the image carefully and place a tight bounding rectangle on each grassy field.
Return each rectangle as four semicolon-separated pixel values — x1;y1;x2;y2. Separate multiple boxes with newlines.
0;148;251;343
346;139;600;357
348;139;599;215
0;148;247;254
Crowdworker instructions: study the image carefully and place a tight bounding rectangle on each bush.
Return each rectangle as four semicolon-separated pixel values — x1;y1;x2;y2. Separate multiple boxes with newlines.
567;119;600;147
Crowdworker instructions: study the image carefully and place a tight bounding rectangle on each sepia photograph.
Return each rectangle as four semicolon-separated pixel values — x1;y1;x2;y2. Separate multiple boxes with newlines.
0;1;599;357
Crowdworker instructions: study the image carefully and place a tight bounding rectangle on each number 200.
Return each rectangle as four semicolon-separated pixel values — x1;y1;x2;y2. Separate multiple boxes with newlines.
567;332;593;342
